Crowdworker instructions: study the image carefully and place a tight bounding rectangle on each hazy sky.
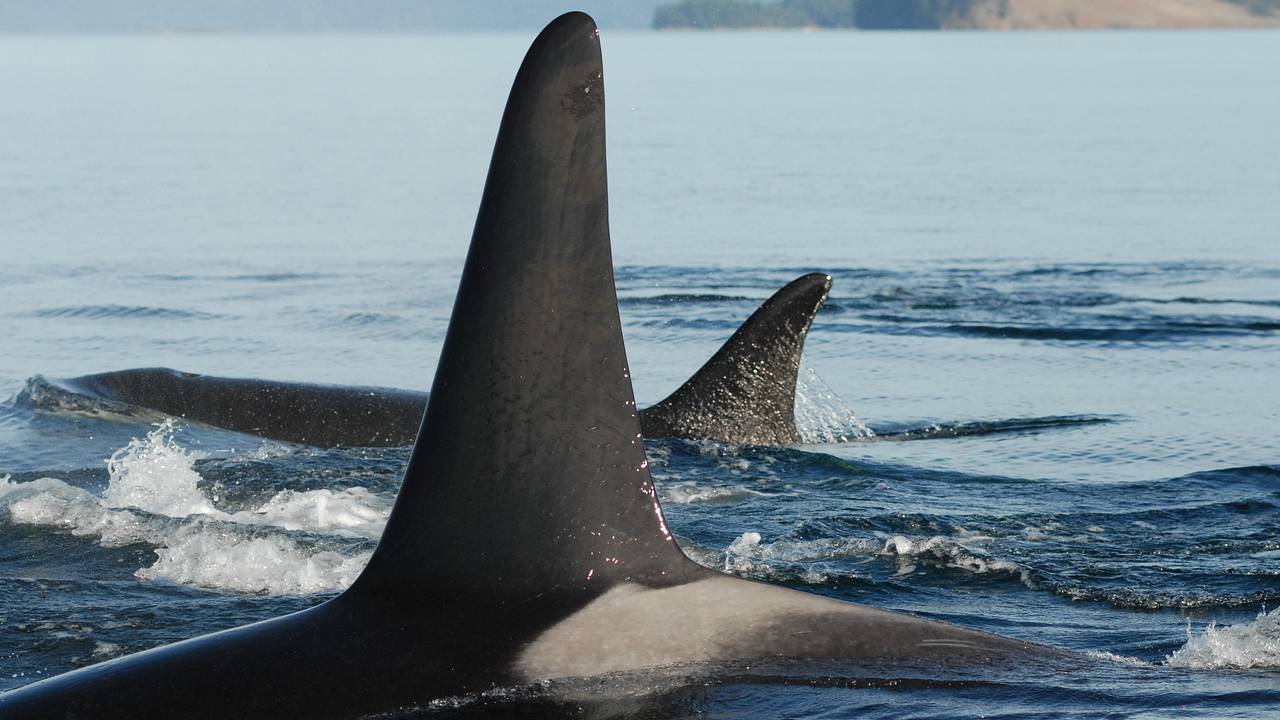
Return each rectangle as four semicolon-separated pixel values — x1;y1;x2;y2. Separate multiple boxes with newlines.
0;1;664;32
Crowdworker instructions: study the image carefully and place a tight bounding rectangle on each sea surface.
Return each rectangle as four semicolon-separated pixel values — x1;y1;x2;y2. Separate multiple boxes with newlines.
1;28;1279;718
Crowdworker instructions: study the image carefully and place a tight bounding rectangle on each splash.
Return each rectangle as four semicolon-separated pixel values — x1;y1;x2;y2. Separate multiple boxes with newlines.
104;419;216;517
793;367;874;443
1165;608;1280;669
0;422;388;595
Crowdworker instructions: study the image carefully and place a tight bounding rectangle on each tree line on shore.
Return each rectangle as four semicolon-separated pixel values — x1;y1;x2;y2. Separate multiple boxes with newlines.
652;0;980;30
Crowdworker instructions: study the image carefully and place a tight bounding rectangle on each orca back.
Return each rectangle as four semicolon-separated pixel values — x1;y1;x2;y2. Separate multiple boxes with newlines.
60;368;426;446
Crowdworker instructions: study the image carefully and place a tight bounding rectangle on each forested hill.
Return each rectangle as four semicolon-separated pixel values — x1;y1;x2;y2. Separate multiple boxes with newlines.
653;0;1280;30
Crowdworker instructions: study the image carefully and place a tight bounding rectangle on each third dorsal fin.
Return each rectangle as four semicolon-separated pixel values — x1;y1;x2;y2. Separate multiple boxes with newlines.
639;273;832;445
350;12;699;602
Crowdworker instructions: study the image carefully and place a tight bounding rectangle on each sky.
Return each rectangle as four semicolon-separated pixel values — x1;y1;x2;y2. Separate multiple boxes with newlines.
0;0;663;32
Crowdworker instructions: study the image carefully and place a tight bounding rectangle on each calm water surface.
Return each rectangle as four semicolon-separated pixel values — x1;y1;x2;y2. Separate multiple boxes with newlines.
1;29;1278;718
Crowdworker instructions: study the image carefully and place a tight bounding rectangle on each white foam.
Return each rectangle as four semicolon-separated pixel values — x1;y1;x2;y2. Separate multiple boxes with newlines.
1021;525;1049;541
729;532;1025;582
1084;650;1151;667
720;531;879;583
660;483;762;505
227;487;391;539
138;524;370;595
879;534;1033;585
103;419;217;517
92;642;122;658
1165;608;1280;669
0;422;387;595
727;531;764;556
1;476;161;548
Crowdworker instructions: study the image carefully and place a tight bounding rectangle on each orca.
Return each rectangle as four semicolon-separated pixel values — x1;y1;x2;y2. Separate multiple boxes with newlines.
40;273;831;448
0;13;1057;718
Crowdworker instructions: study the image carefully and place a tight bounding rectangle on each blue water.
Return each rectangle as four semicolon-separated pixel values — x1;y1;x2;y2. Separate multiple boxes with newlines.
2;28;1279;717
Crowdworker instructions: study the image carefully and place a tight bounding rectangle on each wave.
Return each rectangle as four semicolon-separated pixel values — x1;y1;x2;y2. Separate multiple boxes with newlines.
659;461;1280;613
0;420;386;595
782;259;1280;345
336;311;405;326
830;319;1280;343
871;415;1114;441
7;413;1275;616
878;534;1031;583
1166;608;1280;670
702;523;1280;613
142;271;330;283
620;293;755;306
25;305;223;321
1148;296;1280;309
946;320;1280;342
226;272;329;283
1052;586;1280;612
704;529;1030;588
660;483;764;505
716;531;878;584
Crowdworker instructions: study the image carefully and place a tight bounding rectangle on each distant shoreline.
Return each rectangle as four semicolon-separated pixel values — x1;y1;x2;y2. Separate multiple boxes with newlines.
653;0;1280;31
651;24;1280;31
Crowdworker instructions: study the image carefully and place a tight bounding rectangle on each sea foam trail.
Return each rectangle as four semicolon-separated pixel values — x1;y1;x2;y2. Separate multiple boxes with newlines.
1166;608;1280;670
0;421;388;595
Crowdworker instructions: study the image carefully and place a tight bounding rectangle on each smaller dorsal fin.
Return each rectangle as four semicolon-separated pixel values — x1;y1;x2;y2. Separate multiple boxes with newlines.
639;273;832;445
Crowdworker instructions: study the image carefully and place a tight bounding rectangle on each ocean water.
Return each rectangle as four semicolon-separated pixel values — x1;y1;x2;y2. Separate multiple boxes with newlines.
2;27;1279;718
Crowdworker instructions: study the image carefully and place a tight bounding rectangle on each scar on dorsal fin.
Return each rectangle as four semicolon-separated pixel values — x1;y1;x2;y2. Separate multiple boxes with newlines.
639;272;832;445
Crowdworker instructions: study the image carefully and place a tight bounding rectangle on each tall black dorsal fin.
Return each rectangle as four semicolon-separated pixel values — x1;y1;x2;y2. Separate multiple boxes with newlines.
351;12;698;600
640;273;832;445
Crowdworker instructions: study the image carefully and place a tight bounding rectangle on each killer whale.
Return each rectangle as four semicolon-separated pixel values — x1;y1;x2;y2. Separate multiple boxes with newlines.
42;273;831;448
0;13;1056;718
